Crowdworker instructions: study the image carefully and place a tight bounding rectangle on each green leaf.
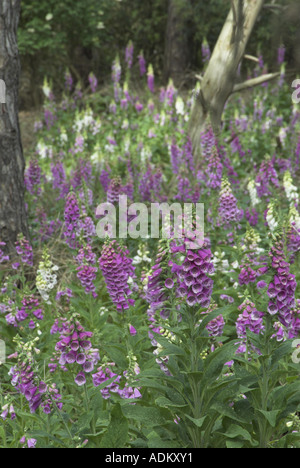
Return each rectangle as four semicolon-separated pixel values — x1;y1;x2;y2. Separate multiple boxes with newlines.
223;424;253;442
147;438;180;448
155;396;188;409
203;341;236;382
28;430;68;447
103;345;130;368
226;439;245;448
211;401;250;424
185;414;207;428
270;340;292;367
100;404;128;448
122;405;165;427
155;336;185;357
0;426;6;444
146;431;180;448
256;409;280;428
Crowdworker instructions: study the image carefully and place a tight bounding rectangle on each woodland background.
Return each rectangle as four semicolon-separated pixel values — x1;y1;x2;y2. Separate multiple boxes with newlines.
18;0;300;110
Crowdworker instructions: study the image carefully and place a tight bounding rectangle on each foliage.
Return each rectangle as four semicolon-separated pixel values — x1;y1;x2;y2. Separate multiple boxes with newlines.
18;0;299;108
0;46;300;448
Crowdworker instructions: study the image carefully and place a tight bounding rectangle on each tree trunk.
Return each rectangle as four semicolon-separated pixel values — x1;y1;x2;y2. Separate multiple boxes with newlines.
163;0;190;87
0;0;29;254
189;0;265;157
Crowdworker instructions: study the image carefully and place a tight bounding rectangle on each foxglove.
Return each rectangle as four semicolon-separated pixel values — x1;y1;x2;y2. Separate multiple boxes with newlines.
0;242;9;264
138;51;146;76
15;235;33;267
24;160;42;197
64;191;80;248
205;147;223;189
236;299;264;354
9;357;62;415
99;241;135;311
218;177;243;227
267;231;297;332
255;157;279;198
50;316;99;385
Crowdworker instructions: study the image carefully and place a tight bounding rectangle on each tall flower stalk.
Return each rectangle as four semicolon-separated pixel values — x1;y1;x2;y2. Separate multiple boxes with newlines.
99;241;135;311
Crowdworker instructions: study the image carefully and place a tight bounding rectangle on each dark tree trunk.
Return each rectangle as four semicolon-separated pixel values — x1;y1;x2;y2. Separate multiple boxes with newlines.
163;0;190;87
0;0;29;254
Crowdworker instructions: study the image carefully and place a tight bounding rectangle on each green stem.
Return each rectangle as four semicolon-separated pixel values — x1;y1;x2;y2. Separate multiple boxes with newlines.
260;362;270;448
1;423;7;448
188;307;203;447
84;384;89;412
50;394;74;446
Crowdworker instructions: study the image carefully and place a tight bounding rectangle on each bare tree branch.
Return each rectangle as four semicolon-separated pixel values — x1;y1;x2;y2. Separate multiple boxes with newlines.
244;54;260;63
264;3;286;11
232;72;281;92
233;69;297;93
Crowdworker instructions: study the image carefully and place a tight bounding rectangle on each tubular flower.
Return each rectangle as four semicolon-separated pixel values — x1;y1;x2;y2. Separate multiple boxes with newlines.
15;235;33;267
75;244;97;265
267;231;297;333
283;170;299;206
287;207;300;263
50;316;99;384
138;51;146;76
24;159;42;197
247;179;260;207
88;72;98;93
266;201;279;232
1;404;16;421
255;157;279;198
64;191;81;249
20;436;37;449
235;299;265;354
144;240;175;375
125;41;134;69
9;350;62;415
76;265;98;297
107;177;124;204
145;237;175;319
205;147;223;190
147;64;155;93
218;177;243;227
238;226;267;287
176;240;214;308
201;38;211;63
92;358;142;400
36;249;59;303
0;242;9;263
15;295;43;329
99;241;135;311
92;363;122;399
169;229;214;310
201;302;225;338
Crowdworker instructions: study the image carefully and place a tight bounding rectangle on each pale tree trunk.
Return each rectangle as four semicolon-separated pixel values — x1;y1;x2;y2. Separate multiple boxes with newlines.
163;0;190;87
189;0;265;157
0;0;29;254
